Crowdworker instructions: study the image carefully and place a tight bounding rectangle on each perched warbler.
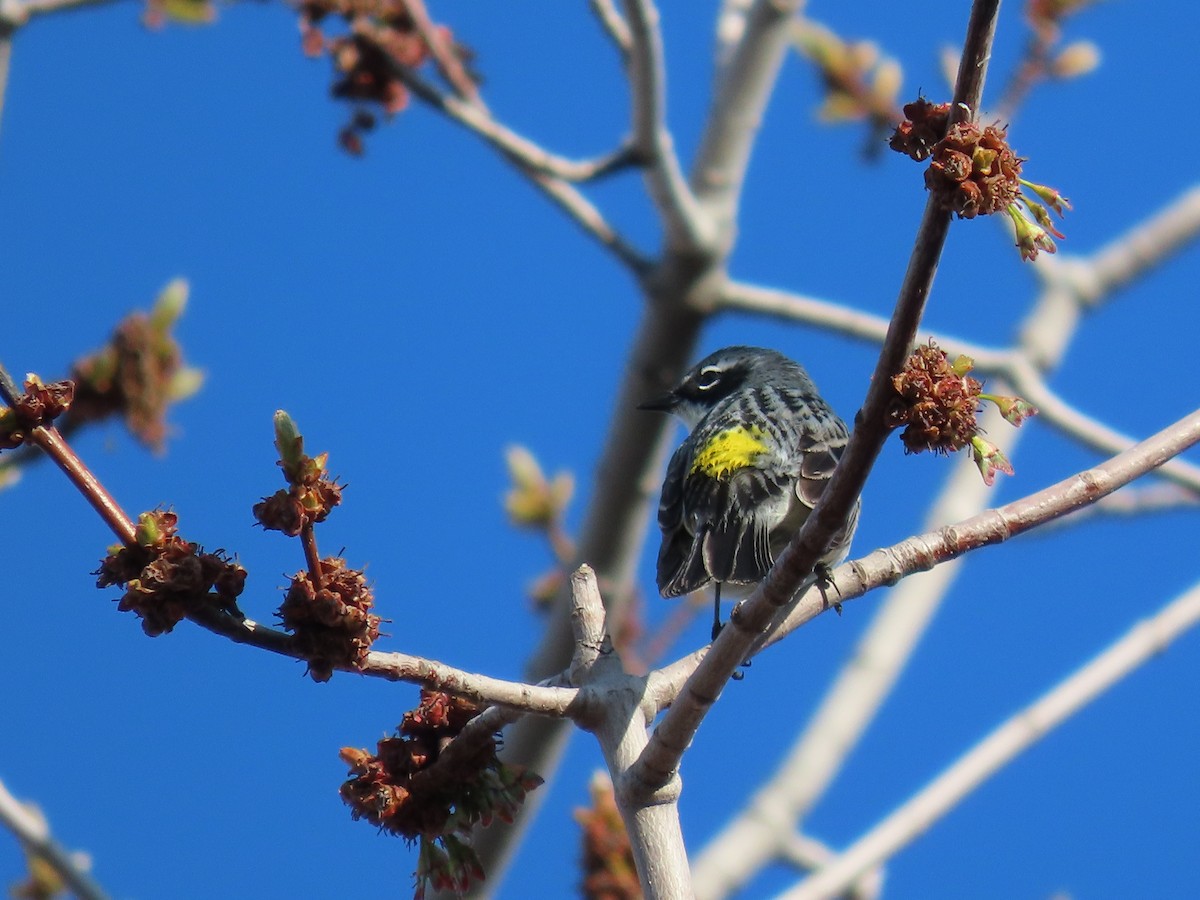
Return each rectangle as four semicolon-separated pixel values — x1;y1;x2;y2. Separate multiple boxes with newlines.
640;346;859;638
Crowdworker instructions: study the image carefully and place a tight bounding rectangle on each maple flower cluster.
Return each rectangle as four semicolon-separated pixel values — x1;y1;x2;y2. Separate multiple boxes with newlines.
68;280;200;452
0;375;73;449
277;556;380;682
297;0;474;154
96;510;247;636
340;690;543;898
890;98;1070;260
888;342;1037;485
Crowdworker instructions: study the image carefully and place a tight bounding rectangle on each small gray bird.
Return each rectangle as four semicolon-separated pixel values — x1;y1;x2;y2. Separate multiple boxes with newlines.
640;346;858;638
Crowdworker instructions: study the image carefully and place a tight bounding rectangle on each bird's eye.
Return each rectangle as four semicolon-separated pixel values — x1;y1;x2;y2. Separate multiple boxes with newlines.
695;367;722;390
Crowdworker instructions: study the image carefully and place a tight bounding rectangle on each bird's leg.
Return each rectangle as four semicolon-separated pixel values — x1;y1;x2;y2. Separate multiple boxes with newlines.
815;563;843;616
709;582;754;680
711;583;724;641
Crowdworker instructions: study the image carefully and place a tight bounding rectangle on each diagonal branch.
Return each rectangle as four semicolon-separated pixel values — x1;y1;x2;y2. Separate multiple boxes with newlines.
629;0;1003;800
781;574;1200;900
651;406;1200;710
1048;184;1200;305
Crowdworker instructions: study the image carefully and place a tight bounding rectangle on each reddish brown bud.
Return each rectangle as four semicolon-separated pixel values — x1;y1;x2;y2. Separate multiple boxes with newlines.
277;557;379;681
97;510;245;635
888;343;984;456
0;376;74;449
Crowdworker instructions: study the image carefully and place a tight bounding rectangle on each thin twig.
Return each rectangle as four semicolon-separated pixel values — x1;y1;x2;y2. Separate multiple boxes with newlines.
589;0;632;56
781;576;1200;900
0;364;138;543
184;602;580;713
387;63;638;184
622;0;710;252
384;64;650;271
0;779;110;900
402;0;483;108
992;18;1055;123
299;522;324;590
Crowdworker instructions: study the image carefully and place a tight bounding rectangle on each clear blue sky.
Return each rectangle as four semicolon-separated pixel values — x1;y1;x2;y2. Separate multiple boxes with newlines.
2;3;1199;898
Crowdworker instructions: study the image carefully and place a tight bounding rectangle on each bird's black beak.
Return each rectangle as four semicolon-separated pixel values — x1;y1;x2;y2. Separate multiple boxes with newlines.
637;390;679;413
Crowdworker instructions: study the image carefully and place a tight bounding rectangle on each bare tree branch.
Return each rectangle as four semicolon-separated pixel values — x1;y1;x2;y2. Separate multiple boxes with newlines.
621;0;710;252
778;832;883;900
718;280;1009;367
691;0;804;251
474;0;840;882
1036;481;1200;528
1058;184;1200;305
388;65;650;272
567;566;692;899
781;575;1200;900
1004;356;1200;493
0;779;110;900
589;0;631;57
767;405;1200;647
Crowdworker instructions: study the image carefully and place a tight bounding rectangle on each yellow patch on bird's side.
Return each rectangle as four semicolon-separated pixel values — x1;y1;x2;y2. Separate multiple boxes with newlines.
690;426;768;479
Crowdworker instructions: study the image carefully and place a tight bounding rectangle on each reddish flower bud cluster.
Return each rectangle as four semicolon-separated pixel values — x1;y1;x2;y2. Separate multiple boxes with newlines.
297;0;473;155
889;344;985;456
69;312;182;452
890;96;1069;260
277;557;379;682
253;449;343;536
575;775;640;900
340;690;543;897
0;377;73;449
96;511;246;636
888;343;1036;486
